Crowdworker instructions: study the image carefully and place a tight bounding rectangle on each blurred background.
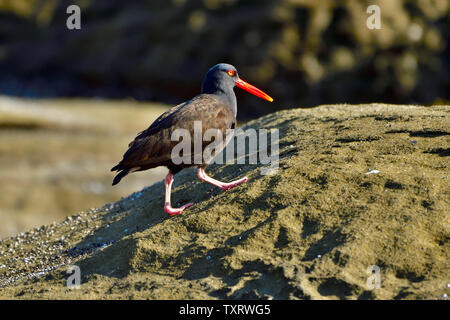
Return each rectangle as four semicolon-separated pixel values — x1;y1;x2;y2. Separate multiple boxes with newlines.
0;0;449;238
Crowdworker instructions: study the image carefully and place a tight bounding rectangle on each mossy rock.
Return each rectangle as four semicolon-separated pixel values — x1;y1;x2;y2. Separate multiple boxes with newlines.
0;103;448;299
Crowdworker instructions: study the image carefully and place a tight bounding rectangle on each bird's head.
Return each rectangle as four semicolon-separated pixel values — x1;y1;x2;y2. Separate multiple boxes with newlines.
201;63;273;102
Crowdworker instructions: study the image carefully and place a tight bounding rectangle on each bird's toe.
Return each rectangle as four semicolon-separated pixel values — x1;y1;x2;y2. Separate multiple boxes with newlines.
165;202;194;216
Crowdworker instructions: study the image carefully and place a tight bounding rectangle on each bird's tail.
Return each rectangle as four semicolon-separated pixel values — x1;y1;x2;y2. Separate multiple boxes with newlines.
112;169;129;186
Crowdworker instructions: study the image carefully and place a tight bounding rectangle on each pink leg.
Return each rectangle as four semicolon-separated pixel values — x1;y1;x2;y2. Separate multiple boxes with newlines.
198;168;248;191
164;172;194;216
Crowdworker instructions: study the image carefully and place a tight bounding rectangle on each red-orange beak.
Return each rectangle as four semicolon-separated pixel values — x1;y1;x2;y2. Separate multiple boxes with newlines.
235;78;273;102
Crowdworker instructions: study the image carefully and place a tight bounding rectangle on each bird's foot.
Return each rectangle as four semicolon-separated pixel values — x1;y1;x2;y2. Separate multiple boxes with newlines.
165;202;194;216
220;176;248;191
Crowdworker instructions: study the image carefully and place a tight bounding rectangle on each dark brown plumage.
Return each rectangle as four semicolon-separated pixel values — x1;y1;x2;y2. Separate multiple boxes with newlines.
111;94;234;183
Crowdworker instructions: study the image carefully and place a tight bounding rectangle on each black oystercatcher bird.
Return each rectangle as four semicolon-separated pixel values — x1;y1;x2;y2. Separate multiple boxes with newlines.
111;63;273;216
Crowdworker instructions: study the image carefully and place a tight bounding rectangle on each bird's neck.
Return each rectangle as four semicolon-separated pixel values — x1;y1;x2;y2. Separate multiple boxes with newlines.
203;87;237;117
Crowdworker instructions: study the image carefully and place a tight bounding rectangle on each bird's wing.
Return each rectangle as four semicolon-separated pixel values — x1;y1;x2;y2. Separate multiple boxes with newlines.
111;94;235;171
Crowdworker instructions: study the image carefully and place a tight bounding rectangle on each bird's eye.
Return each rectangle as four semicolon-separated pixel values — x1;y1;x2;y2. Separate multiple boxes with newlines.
227;70;235;76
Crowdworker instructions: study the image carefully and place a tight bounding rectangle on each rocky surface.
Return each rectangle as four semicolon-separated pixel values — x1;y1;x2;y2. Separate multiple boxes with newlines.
0;103;448;299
